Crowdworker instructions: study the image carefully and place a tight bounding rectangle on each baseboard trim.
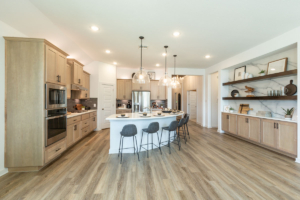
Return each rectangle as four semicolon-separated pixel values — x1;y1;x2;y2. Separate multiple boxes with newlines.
296;158;300;164
0;168;8;177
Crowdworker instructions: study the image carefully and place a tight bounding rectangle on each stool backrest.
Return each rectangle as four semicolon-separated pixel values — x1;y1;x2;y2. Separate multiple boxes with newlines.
120;124;137;136
184;115;189;124
168;120;178;131
178;118;185;127
183;113;187;118
147;122;159;133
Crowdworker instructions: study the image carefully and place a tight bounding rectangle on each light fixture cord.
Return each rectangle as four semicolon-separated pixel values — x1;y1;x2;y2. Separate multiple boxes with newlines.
140;38;143;72
165;47;167;76
174;56;176;76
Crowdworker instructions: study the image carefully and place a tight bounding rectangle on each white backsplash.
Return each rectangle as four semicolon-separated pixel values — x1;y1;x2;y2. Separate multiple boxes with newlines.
225;48;297;118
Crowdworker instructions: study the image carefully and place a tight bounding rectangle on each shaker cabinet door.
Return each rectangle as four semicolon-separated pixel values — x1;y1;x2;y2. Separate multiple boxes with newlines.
248;117;260;142
228;114;237;134
260;119;276;148
45;45;58;84
56;52;67;85
277;121;297;155
237;116;249;138
221;113;229;132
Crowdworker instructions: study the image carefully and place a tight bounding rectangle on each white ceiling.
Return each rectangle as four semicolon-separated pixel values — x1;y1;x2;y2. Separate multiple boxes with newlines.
9;1;300;69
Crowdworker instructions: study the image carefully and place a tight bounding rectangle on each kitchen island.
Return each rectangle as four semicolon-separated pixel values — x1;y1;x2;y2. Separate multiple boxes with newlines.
106;111;184;154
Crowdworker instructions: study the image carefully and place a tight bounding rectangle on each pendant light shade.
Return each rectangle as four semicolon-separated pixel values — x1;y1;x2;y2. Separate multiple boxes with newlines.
132;36;150;84
170;55;181;89
158;46;172;86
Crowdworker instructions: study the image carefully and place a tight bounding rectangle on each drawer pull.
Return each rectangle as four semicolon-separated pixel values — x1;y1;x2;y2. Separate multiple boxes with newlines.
56;148;61;152
73;119;77;121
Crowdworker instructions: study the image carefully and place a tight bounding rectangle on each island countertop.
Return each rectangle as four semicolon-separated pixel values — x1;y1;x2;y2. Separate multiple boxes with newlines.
106;111;184;121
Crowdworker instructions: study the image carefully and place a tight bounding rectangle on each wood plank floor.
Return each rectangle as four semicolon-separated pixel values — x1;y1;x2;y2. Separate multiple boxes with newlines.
1;121;300;200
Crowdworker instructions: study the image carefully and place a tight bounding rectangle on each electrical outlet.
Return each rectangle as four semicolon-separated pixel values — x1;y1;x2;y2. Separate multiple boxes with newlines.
94;104;96;107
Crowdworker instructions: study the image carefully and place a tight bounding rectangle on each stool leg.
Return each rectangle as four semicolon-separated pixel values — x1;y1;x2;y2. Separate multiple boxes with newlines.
139;131;144;153
133;136;135;154
168;131;171;154
120;136;124;164
135;136;140;161
147;133;149;158
118;135;122;157
157;132;162;155
186;124;190;139
177;130;181;151
152;133;153;150
183;126;187;144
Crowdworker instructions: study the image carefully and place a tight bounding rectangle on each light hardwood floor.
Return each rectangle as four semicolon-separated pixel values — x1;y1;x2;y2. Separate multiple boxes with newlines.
1;121;300;200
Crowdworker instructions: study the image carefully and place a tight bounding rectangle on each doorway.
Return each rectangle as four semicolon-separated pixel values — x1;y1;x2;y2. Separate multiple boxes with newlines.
100;83;114;129
211;72;218;128
187;91;197;121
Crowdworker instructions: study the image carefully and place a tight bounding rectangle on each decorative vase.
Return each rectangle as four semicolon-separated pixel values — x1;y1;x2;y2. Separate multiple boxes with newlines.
285;115;292;120
248;74;253;78
259;73;265;76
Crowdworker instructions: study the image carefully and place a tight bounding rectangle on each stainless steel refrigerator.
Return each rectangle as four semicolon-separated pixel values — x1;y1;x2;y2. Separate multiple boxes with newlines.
132;91;150;113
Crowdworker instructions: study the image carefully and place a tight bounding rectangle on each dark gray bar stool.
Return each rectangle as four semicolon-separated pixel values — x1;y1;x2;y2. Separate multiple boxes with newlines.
177;118;187;144
160;120;180;154
139;122;161;158
184;115;190;139
118;124;140;164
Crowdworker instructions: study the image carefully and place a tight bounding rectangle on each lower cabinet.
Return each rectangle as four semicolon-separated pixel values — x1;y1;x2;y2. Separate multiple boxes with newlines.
222;112;297;157
116;109;131;114
66;111;97;148
45;139;67;164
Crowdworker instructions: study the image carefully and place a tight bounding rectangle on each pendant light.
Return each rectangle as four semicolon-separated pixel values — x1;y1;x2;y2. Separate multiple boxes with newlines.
132;36;150;84
170;55;181;89
158;46;172;86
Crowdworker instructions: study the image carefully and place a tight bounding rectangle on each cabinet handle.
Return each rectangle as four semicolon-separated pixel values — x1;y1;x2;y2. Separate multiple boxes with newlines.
276;123;279;129
78;79;81;84
93;117;95;121
74;125;77;130
57;75;60;82
73;119;77;121
56;148;61;152
274;123;276;129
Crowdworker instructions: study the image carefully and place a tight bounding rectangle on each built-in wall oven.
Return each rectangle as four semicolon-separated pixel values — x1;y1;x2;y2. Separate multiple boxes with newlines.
45;108;67;147
45;83;67;110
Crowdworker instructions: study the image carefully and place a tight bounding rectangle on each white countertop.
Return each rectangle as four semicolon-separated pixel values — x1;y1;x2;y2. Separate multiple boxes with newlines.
67;110;97;118
116;108;131;110
107;111;184;121
222;112;297;123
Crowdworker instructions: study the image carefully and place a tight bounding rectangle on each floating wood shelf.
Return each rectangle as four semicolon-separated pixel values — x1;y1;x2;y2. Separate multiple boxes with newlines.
223;96;297;100
222;69;297;86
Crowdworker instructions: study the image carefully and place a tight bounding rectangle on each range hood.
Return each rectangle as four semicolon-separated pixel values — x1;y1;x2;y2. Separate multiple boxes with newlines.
71;84;88;91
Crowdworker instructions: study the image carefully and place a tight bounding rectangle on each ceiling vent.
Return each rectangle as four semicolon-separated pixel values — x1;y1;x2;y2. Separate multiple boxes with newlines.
139;45;148;49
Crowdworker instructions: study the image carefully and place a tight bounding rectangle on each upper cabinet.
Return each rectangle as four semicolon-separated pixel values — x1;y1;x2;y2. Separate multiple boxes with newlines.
132;81;150;91
117;79;132;100
80;71;90;99
150;80;166;100
67;59;84;86
45;44;68;85
66;64;71;99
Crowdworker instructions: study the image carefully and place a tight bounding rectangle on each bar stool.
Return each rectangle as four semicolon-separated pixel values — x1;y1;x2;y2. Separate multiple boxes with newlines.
177;118;187;144
139;122;161;158
184;115;190;139
160;121;180;154
118;124;140;164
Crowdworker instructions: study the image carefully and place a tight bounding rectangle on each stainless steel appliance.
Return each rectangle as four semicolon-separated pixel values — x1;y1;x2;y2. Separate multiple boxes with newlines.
45;83;67;110
132;91;150;112
45;108;67;146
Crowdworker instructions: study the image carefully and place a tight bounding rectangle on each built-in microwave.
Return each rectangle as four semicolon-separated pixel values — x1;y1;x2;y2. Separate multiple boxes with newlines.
45;83;67;110
45;108;67;146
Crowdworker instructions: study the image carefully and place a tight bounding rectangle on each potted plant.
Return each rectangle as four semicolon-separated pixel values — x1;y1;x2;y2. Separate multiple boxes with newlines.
282;107;294;120
229;107;234;113
259;70;266;76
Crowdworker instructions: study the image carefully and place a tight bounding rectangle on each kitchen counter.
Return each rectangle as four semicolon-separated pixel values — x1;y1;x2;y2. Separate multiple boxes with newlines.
222;112;297;123
106;111;184;154
67;110;97;118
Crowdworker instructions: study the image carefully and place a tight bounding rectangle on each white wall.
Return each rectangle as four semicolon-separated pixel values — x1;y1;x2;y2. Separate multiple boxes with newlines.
210;72;219;128
116;67;165;80
84;61;116;130
0;21;27;176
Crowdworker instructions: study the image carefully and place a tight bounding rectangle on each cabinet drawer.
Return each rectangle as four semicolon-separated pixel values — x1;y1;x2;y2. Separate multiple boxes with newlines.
82;113;90;120
82;126;90;136
89;111;97;117
45;139;66;164
67;116;81;126
82;118;90;128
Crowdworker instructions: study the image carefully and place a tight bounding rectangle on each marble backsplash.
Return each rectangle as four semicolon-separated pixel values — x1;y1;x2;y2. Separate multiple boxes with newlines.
225;48;297;118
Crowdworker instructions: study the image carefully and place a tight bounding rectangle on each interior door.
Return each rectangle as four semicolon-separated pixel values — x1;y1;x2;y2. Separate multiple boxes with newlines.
101;84;115;129
189;91;197;119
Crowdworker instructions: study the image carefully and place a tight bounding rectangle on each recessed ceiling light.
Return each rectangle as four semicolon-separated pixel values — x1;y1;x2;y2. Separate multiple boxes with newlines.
173;32;180;37
156;64;160;67
91;26;99;31
271;68;275;71
106;50;111;53
205;55;210;58
113;62;117;65
162;53;167;56
67;56;73;58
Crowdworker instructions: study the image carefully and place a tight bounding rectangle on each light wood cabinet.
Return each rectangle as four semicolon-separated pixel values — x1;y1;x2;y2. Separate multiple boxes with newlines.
45;45;67;85
73;121;82;142
117;79;132;100
66;64;71;99
68;59;84;86
44;139;66;164
223;112;297;158
150;80;166;100
116;109;132;114
132;82;151;91
66;124;74;148
261;119;277;148
90;116;97;132
80;72;90;99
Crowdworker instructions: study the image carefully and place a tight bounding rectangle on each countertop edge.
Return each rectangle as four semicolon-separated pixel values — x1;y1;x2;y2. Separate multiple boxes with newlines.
67;110;97;118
